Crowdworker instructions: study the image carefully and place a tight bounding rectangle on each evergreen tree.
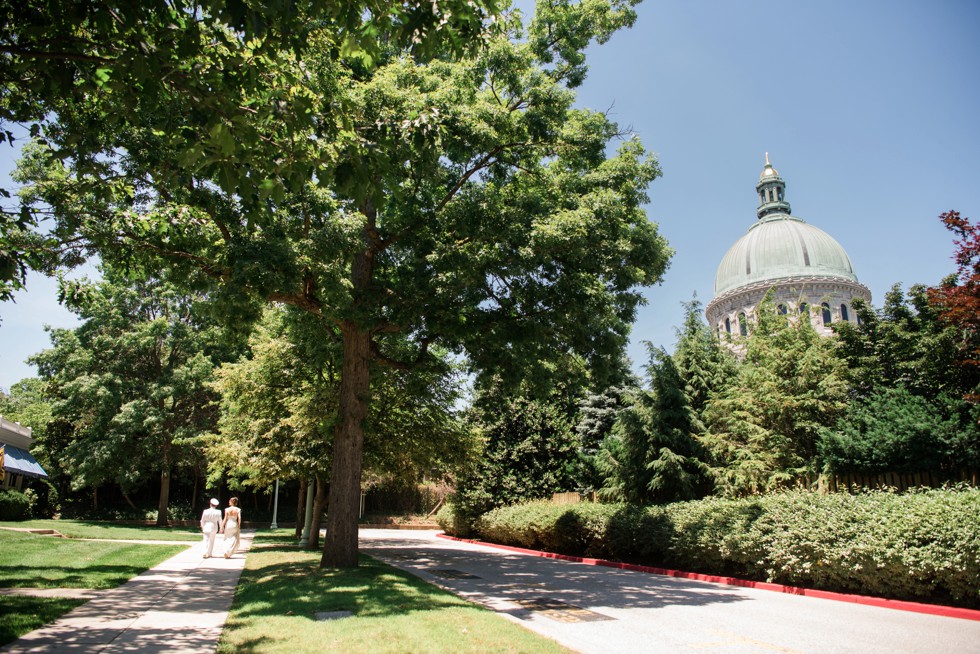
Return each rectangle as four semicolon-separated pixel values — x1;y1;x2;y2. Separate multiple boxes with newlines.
672;295;737;424
825;282;980;476
572;358;639;493
597;345;709;504
818;386;980;474
703;294;847;495
453;389;580;531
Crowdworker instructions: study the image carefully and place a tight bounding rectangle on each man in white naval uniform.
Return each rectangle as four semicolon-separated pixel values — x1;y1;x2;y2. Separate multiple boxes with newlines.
200;498;222;558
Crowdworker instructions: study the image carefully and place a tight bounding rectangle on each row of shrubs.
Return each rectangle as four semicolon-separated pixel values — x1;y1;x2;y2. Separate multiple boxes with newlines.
437;487;980;608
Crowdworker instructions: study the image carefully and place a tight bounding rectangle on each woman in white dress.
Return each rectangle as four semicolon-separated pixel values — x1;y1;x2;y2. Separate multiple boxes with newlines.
221;497;242;558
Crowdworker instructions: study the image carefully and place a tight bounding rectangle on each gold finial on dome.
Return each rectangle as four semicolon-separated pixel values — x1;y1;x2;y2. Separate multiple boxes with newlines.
760;152;778;178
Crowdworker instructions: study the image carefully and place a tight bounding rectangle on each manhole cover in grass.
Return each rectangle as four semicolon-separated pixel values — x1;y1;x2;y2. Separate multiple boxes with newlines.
512;598;614;623
315;611;353;621
430;568;481;579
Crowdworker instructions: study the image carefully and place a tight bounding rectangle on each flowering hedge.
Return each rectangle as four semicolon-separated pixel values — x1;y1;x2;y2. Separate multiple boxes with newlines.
457;487;980;608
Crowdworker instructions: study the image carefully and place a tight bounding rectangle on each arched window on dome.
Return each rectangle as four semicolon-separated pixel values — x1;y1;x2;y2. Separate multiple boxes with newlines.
725;317;731;334
777;304;787;314
840;304;850;322
799;302;809;316
738;312;748;336
821;303;832;325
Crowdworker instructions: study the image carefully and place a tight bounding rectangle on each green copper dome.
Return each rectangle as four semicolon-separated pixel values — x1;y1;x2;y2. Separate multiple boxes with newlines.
713;157;860;297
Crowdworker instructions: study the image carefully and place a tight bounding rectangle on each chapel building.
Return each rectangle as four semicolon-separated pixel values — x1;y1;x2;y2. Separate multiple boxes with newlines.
705;156;871;338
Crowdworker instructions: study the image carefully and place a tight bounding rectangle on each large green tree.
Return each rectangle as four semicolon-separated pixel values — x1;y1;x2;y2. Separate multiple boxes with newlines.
14;0;669;566
211;306;473;546
30;272;237;524
702;296;848;495
0;0;499;299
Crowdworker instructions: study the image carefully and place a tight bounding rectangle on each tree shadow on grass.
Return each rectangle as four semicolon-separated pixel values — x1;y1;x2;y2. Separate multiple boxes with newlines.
0;595;87;646
232;552;483;622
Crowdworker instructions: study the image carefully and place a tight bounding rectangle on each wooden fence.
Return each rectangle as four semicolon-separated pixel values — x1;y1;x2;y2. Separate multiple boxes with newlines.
812;468;978;494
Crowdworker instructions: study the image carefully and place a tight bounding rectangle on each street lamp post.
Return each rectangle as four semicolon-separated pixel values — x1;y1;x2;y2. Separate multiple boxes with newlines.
270;479;279;530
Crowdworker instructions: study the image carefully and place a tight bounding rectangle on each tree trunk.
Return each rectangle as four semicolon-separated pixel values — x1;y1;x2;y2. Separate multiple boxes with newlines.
191;469;199;510
320;322;371;567
295;479;307;540
308;474;328;550
121;489;137;511
157;468;171;526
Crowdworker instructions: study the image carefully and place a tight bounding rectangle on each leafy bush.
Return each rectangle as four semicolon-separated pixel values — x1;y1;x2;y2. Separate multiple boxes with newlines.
22;480;59;518
435;503;458;535
470;487;980;607
0;490;32;521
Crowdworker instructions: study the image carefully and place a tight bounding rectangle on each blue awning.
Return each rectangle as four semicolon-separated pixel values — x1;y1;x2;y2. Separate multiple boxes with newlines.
2;445;48;479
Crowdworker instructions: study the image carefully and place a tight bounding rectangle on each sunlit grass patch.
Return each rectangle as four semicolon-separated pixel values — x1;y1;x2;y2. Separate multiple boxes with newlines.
0;519;200;541
0;529;186;589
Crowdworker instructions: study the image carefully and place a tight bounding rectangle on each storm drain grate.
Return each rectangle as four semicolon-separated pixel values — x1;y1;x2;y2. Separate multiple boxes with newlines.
429;568;481;579
512;597;615;623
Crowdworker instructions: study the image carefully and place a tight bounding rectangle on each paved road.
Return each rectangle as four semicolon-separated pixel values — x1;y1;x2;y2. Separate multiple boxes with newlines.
359;529;980;654
2;532;253;654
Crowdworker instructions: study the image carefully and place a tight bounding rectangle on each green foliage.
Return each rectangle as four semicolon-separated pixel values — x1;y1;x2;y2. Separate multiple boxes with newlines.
210;307;474;489
827;284;980;475
835;284;979;400
0;1;502;298
672;295;737;419
818;387;980;474
702;295;848;495
573;381;635;493
597;345;711;504
29;271;241;523
475;487;980;607
0;490;30;521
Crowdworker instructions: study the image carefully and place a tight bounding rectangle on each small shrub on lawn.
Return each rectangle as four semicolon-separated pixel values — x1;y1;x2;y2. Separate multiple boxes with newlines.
0;491;31;521
470;487;980;608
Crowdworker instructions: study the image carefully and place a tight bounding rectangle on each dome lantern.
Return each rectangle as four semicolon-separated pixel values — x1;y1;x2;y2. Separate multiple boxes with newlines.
756;152;791;219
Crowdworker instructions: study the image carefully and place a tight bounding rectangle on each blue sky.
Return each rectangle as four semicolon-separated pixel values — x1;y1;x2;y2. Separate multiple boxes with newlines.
1;0;979;390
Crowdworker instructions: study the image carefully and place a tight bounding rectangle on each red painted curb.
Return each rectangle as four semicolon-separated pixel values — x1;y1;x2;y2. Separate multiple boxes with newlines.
436;533;980;622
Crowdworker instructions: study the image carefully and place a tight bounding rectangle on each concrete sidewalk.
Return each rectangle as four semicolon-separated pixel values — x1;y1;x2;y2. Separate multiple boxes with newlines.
360;529;980;654
2;531;253;653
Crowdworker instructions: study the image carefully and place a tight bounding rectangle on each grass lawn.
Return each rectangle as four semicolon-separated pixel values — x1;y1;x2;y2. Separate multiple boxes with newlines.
0;519;200;541
0;596;87;646
219;532;573;654
0;529;187;589
0;529;188;646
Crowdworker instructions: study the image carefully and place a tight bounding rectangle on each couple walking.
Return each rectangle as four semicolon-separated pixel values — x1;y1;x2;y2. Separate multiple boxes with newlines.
200;497;242;559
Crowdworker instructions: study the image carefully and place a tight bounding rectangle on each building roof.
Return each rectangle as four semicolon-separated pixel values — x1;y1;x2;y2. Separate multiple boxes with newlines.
713;157;861;297
1;415;48;479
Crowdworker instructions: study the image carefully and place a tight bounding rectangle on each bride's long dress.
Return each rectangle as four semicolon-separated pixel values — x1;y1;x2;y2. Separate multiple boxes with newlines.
223;507;241;557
